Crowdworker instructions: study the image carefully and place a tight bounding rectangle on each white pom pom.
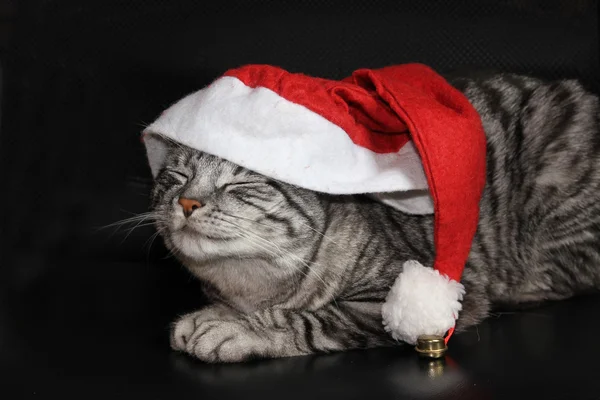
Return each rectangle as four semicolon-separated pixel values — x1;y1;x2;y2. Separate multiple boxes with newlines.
381;260;465;345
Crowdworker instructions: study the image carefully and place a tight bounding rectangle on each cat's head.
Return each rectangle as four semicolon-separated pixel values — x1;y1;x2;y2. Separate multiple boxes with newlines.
149;137;323;264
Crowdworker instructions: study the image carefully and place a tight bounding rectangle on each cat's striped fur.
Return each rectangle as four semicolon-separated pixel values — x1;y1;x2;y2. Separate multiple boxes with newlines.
150;73;600;363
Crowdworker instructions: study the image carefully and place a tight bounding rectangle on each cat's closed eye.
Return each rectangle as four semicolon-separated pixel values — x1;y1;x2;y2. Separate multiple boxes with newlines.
223;182;262;189
166;169;189;180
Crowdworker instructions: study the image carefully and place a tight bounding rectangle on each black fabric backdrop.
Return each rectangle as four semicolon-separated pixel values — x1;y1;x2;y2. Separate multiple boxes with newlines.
1;1;599;398
3;0;598;267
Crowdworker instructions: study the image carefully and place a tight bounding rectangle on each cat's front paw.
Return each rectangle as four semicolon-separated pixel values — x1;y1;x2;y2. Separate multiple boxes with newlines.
171;311;265;363
189;319;264;363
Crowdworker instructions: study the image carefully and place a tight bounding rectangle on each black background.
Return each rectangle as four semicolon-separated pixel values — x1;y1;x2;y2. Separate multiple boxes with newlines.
1;1;599;399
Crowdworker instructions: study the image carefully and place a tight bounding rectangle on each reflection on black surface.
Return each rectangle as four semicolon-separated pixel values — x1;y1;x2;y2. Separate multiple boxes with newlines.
386;356;489;400
170;345;489;400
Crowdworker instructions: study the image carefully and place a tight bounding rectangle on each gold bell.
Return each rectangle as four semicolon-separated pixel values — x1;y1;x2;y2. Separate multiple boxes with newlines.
415;335;447;359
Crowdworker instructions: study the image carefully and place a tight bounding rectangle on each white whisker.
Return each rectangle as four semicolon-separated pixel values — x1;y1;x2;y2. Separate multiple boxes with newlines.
233;231;306;288
120;221;160;244
220;212;288;233
97;211;161;230
220;218;339;306
145;226;169;260
221;211;342;250
294;219;342;247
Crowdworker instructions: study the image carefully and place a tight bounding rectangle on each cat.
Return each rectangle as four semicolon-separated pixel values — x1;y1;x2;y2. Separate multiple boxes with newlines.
149;72;600;363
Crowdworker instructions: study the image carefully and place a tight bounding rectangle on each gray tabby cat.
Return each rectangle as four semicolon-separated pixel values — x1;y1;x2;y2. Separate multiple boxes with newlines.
149;73;600;363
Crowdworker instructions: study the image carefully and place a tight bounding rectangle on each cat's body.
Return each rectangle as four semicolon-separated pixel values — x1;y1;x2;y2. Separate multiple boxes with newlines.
150;73;600;362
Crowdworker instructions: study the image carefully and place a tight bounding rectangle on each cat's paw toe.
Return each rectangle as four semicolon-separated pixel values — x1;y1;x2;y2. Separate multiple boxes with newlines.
170;316;196;351
188;320;258;363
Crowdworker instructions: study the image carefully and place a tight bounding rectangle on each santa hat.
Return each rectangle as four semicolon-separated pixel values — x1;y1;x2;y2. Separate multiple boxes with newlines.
142;63;486;345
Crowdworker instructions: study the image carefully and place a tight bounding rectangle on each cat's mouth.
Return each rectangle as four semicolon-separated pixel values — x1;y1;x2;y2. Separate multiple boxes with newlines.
170;218;201;238
175;221;233;241
180;224;197;234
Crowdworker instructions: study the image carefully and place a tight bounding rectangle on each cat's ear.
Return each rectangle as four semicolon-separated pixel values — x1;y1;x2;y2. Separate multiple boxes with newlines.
143;133;177;178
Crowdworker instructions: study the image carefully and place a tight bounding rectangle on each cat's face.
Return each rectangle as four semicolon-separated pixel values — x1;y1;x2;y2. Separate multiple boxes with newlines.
150;141;320;264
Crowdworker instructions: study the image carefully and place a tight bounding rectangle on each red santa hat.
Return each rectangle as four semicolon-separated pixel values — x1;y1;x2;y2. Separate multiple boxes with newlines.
143;63;487;345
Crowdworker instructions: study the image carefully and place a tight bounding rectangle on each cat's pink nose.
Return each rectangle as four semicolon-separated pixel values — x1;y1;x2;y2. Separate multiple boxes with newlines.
178;197;202;218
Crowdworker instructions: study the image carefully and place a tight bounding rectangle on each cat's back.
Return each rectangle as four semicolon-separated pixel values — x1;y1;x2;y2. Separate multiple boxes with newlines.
450;72;600;299
449;72;600;204
450;72;599;155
